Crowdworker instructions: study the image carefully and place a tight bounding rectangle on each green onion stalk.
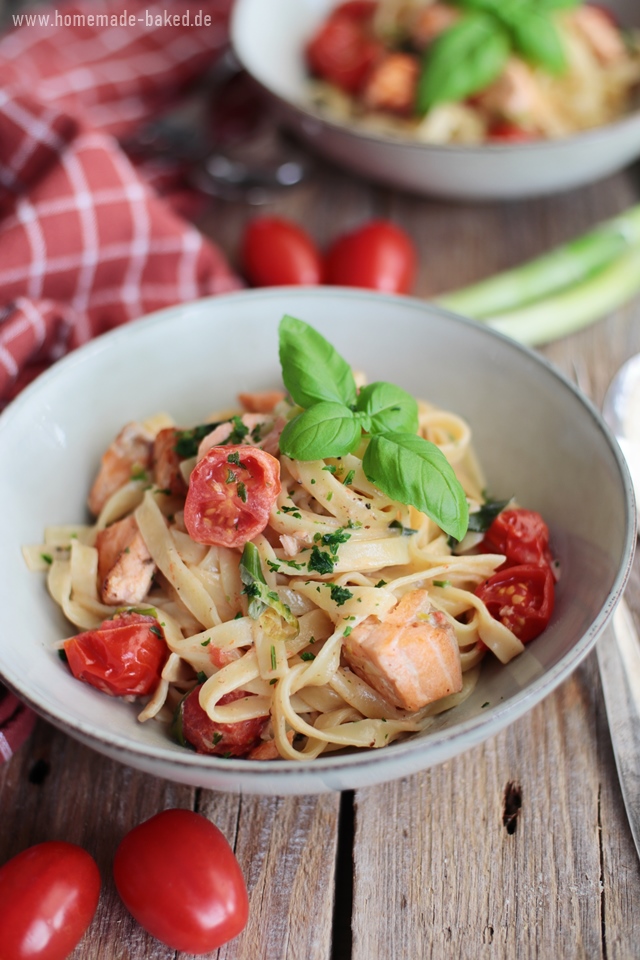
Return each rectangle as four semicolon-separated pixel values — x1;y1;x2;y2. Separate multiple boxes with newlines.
435;203;640;346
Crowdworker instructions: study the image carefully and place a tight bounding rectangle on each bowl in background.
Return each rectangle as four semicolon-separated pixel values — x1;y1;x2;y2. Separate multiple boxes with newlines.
231;0;640;200
0;287;634;794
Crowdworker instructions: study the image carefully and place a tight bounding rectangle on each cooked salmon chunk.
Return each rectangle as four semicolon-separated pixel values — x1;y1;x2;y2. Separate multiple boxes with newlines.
152;427;188;497
238;390;285;414
343;589;462;712
88;422;153;516
570;6;626;63
95;514;155;606
363;52;420;115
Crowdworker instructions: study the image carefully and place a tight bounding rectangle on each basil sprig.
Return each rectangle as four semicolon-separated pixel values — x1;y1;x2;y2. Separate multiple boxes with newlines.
277;316;469;542
417;0;579;113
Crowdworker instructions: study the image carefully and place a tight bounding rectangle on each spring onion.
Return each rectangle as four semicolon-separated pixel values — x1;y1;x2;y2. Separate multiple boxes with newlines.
436;203;640;345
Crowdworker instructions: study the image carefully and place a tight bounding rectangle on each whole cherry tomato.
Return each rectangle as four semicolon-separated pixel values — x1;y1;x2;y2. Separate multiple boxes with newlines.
323;220;417;293
479;508;554;571
306;2;382;93
184;445;281;548
63;611;168;698
0;841;100;960
240;217;323;287
476;563;555;643
113;809;249;954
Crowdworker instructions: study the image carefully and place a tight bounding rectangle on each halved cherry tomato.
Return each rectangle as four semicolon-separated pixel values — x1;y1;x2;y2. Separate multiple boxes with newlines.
177;686;268;757
114;809;249;955
480;508;554;570
240;217;323;287
324;220;417;293
0;841;101;960
487;122;539;143
184;445;281;549
306;5;382;93
476;563;554;643
63;611;167;698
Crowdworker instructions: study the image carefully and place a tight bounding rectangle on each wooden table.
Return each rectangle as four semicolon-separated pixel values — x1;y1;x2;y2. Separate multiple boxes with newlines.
3;115;640;960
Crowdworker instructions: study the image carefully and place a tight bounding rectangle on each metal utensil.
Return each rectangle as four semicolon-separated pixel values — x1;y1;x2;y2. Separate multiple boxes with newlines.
598;360;640;858
123;48;309;202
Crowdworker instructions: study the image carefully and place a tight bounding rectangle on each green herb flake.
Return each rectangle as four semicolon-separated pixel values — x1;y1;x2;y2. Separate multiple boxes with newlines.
374;579;387;588
41;553;53;565
58;648;68;662
330;584;353;606
482;702;490;709
196;671;207;684
308;546;335;575
234;611;243;620
200;638;211;647
225;468;236;484
149;625;163;638
227;451;241;466
212;732;223;745
323;464;337;474
237;481;247;503
343;470;355;486
130;466;148;482
343;627;352;637
224;415;250;445
300;651;316;661
433;579;451;588
467;498;512;533
270;644;277;670
270;678;278;685
326;491;333;501
267;560;281;573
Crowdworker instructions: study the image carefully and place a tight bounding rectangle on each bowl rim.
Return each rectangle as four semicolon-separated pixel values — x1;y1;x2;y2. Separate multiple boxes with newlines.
0;286;636;782
230;0;640;156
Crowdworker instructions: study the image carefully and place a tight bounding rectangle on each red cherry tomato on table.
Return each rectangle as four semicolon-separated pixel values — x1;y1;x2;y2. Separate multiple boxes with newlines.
306;3;381;93
240;217;323;287
323;220;417;294
63;611;168;698
113;809;249;955
0;841;100;960
185;445;281;548
479;508;554;571
476;563;555;643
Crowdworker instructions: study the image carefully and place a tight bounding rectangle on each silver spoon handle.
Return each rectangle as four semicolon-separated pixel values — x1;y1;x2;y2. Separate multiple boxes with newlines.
596;599;640;858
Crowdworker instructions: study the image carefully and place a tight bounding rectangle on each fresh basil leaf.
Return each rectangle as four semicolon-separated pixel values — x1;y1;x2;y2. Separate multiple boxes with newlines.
510;10;567;72
355;382;419;435
363;433;469;541
417;13;510;112
279;315;357;409
466;498;512;533
279;402;361;461
537;0;580;10
239;542;298;627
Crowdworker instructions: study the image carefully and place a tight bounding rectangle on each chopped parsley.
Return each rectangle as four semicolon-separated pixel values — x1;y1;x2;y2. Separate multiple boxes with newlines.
251;422;263;443
41;553;53;565
225;468;236;484
174;423;221;458
329;584;353;607
315;528;351;548
300;651;316;661
267;560;281;573
196;671;207;684
270;644;277;670
200;638;211;647
388;520;418;535
322;464;337;475
149;625;163;638
281;504;302;518
237;481;247;503
227;451;241;466
433;579;451;588
57;648;68;662
234;611;243;620
343;627;352;637
343;470;355;486
307;546;335;575
212;732;223;745
224;416;249;445
374;579;387;588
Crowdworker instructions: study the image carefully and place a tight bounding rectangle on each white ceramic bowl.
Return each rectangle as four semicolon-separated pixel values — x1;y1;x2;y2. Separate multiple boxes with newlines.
0;288;635;794
231;0;640;200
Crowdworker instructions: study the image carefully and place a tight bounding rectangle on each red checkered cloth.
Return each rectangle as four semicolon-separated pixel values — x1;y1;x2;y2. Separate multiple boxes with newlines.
0;0;244;760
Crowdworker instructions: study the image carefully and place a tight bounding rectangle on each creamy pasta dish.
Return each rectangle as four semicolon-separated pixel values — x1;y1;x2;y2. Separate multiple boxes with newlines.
24;317;556;761
306;0;640;144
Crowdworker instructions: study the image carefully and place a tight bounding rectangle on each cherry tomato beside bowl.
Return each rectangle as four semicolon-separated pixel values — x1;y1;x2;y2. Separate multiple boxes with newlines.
0;841;100;960
113;809;249;955
323;220;417;294
240;217;323;286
